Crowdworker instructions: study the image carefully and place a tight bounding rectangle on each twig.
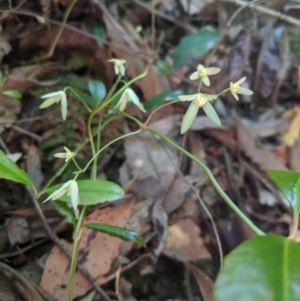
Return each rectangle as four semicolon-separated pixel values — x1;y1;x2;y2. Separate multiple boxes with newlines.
223;0;300;27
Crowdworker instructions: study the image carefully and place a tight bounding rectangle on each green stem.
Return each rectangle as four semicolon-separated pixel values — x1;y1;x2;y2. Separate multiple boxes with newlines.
86;65;150;169
122;112;265;237
68;205;87;301
64;86;92;113
151;0;156;52
47;0;78;58
82;130;141;173
288;211;299;239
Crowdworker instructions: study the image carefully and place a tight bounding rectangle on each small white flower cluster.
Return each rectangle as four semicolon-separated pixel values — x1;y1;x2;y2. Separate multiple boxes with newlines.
179;65;253;134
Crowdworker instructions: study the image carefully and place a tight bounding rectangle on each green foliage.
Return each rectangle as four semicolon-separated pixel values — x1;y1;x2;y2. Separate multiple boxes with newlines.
93;25;106;46
88;80;106;107
172;27;220;67
84;223;145;246
0;150;34;187
268;170;300;214
45;179;124;205
145;90;183;109
214;235;300;301
54;200;76;226
2;90;22;99
156;59;172;76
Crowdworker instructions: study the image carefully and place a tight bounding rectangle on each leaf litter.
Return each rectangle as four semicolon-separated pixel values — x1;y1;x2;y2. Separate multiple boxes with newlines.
0;0;300;300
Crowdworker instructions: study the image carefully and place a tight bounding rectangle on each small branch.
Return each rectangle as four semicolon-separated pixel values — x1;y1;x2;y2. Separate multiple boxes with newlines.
223;0;300;27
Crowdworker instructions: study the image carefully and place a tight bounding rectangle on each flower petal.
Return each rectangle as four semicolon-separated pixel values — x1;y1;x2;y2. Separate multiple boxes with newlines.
238;87;253;95
127;89;146;112
54;153;67;159
114;65;119;75
69;180;79;212
205;67;221;75
203;94;218;101
44;182;69;202
231;92;239;100
39;95;60;109
235;77;246;85
178;94;198;101
202;101;221;126
181;102;199;134
120;65;125;76
202;76;210;87
189;71;199;81
60;92;67;121
41;91;62;99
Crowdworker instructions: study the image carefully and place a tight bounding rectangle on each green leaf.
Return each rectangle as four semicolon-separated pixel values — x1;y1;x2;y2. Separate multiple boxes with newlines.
88;80;106;107
145;90;183;109
84;223;145;246
172;27;220;67
214;235;300;301
2;90;22;99
54;200;76;226
156;60;172;76
45;179;124;205
268;170;300;214
93;25;106;46
202;101;221;126
0;150;34;187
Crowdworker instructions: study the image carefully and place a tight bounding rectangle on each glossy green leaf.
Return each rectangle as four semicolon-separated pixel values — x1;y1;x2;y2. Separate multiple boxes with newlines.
156;60;172;76
54;200;76;226
181;102;199;134
45;179;124;205
84;223;145;246
215;235;300;301
172;27;220;67
2;90;22;99
202;101;221;126
93;25;106;46
145;90;183;109
88;80;106;107
268;170;300;213
0;150;34;187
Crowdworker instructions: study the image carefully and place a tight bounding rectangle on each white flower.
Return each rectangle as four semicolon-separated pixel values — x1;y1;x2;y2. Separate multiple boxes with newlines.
116;88;146;112
44;180;79;219
189;65;220;86
229;77;253;100
40;91;67;121
179;93;220;134
108;59;126;76
54;147;76;162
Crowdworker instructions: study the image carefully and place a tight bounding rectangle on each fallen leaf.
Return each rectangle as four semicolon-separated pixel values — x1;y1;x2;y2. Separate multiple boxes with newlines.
184;261;214;301
283;106;300;146
290;139;300;171
163;218;211;261
40;200;135;301
235;115;287;171
0;95;21;134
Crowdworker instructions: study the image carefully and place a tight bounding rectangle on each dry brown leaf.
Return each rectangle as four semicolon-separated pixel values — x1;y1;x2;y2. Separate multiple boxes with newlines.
235;115;286;171
290;139;300;171
123;132;178;181
22;143;44;191
101;5;167;101
163;218;211;261
184;262;214;301
252;25;288;108
40;201;135;301
283;106;300;146
0;95;21;134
